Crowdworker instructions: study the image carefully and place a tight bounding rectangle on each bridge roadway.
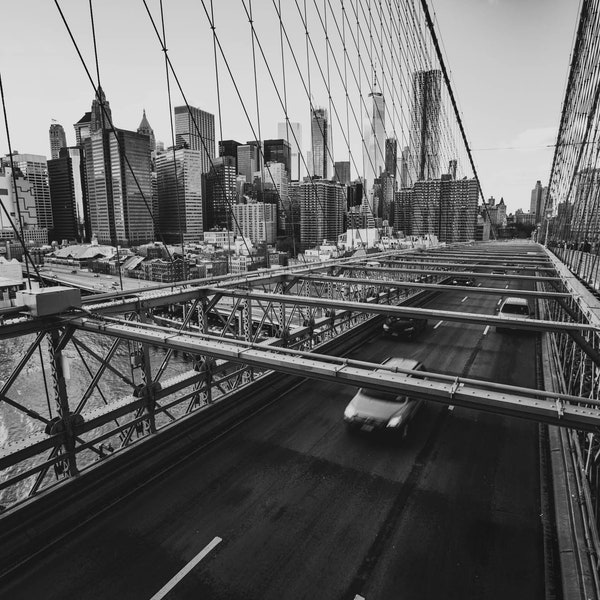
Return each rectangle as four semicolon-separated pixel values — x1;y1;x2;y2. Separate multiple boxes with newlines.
0;273;545;599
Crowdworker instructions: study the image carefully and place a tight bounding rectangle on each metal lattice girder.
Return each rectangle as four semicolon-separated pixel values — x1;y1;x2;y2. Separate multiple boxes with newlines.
69;315;600;431
297;273;569;297
192;289;597;334
336;266;560;282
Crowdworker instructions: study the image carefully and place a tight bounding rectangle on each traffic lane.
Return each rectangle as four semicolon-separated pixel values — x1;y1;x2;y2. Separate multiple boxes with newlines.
0;367;448;600
357;410;542;600
355;324;542;596
0;306;480;599
0;285;540;598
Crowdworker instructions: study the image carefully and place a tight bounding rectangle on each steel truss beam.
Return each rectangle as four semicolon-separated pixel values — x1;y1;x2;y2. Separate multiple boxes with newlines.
70;315;600;431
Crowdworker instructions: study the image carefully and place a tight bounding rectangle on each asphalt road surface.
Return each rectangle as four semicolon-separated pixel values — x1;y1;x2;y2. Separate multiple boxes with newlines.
0;270;545;599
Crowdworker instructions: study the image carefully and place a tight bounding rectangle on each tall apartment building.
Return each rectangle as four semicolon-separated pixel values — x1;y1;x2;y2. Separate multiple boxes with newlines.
232;201;277;244
49;123;67;160
47;147;88;242
174;105;215;173
298;179;345;250
311;108;329;179
203;156;237;231
410;69;442;182
397;175;478;242
393;188;413;235
1;153;53;232
156;148;203;244
438;175;479;242
277;122;302;180
530;180;548;219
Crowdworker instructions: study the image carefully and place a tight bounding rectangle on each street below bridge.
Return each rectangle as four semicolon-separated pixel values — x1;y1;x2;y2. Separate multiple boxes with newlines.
0;271;546;599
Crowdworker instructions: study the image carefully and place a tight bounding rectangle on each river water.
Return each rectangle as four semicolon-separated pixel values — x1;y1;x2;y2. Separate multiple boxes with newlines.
0;329;188;506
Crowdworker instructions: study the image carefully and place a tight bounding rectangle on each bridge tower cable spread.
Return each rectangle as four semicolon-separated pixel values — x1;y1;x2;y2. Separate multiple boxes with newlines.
418;0;494;239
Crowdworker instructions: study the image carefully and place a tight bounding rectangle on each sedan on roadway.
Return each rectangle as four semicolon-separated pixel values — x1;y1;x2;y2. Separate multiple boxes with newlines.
382;316;427;340
343;357;425;437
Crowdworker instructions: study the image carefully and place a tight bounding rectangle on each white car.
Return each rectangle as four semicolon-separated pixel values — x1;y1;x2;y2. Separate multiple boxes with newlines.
343;357;425;437
496;297;531;332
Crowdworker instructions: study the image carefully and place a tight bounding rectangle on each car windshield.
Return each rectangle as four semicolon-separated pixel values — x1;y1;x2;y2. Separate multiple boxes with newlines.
501;304;529;316
361;388;408;403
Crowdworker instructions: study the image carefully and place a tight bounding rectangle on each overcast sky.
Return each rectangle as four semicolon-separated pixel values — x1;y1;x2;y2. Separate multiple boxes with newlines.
429;0;580;212
0;0;581;214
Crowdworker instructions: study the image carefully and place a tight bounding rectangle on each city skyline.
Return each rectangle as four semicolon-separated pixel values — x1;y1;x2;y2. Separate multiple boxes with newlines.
0;1;580;213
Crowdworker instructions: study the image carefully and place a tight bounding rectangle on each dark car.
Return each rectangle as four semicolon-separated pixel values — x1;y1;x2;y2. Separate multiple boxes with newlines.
450;276;475;286
383;316;427;339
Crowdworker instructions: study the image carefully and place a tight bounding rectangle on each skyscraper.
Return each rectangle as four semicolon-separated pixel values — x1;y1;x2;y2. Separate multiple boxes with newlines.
47;147;88;242
80;90;153;246
263;139;292;176
277;122;302;180
156;148;203;243
364;79;386;188
49;123;67;160
137;110;156;155
174;105;215;173
333;161;351;185
264;161;289;234
311;108;329;179
1;153;53;231
90;86;113;134
409;69;442;182
73;112;92;146
298;179;345;250
530;180;547;219
385;138;397;178
219;140;241;173
84;128;154;246
237;141;261;183
203;155;237;231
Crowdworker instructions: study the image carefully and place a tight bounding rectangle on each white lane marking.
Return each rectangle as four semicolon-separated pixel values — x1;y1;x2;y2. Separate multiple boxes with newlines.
497;299;502;306
504;284;509;289
448;405;455;411
150;536;222;600
434;320;443;329
461;296;468;302
483;325;490;336
354;596;366;600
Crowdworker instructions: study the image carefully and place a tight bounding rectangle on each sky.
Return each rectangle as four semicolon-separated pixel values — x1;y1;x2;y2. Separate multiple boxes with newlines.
429;0;580;212
0;0;581;214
